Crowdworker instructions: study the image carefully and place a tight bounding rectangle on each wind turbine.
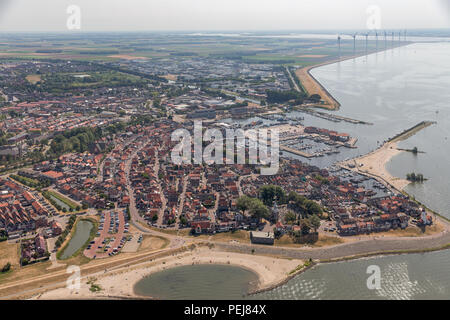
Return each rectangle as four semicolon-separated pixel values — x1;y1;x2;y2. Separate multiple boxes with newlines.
391;31;394;47
375;30;379;51
337;34;341;57
404;30;407;41
364;32;369;53
349;32;358;55
384;31;387;49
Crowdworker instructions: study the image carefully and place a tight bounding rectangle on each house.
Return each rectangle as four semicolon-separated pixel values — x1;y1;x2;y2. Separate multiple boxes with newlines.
250;231;274;245
192;220;214;234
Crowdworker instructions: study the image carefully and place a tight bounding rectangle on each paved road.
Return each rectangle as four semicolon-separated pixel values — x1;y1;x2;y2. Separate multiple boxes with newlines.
123;144;184;248
285;66;302;93
215;229;450;261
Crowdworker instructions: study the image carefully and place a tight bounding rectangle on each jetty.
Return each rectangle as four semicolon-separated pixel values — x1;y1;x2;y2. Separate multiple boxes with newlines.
389;121;437;143
280;145;315;158
296;107;373;125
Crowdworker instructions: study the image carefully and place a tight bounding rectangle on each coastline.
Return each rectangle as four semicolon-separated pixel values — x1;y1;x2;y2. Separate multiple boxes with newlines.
295;44;410;110
340;120;437;199
32;247;303;300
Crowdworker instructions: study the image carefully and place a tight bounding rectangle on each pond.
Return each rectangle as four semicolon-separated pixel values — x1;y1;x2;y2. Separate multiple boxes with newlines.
49;194;71;211
134;264;259;300
60;220;94;259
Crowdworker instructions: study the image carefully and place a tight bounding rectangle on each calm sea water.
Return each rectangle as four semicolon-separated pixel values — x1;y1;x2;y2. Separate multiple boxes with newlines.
226;42;450;300
309;42;450;217
134;264;259;300
253;249;450;300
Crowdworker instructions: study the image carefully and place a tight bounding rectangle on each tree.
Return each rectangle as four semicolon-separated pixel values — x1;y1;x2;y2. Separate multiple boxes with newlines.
309;94;321;102
301;222;311;235
309;214;321;232
236;195;253;215
1;262;11;273
248;200;270;221
258;185;286;207
285;211;297;224
305;201;323;216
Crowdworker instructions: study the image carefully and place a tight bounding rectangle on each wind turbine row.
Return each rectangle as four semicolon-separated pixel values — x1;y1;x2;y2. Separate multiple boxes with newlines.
337;30;408;56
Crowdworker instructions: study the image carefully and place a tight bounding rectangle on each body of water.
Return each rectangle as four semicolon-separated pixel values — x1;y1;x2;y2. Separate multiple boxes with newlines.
309;42;450;217
49;194;71;211
225;42;450;300
134;264;259;300
253;249;450;300
60;220;93;259
254;42;450;300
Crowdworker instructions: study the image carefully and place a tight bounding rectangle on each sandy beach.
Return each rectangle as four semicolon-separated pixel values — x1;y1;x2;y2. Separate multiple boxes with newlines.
295;63;341;110
32;247;303;300
342;141;411;191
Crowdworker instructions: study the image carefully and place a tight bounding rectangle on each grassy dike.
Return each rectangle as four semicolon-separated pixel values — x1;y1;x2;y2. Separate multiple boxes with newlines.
56;217;98;261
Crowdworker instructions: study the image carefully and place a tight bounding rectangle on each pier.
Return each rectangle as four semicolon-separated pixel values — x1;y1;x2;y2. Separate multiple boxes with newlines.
296;107;373;125
280;145;315;158
389;121;437;143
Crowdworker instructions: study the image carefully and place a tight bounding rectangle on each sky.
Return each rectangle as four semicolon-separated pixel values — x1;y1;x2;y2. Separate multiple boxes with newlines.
0;0;449;32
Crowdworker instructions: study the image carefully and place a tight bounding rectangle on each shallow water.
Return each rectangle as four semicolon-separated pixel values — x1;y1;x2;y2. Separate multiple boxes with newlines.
134;264;259;300
309;42;450;218
60;220;93;259
252;249;450;300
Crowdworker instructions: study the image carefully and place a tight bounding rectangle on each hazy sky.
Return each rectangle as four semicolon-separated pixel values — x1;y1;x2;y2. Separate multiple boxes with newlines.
0;0;449;32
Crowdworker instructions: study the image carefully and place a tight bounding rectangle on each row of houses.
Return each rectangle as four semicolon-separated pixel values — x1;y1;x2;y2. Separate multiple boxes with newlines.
0;179;49;235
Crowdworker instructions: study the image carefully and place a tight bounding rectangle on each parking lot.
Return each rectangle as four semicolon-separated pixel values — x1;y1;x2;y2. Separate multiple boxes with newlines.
83;209;130;259
121;233;143;253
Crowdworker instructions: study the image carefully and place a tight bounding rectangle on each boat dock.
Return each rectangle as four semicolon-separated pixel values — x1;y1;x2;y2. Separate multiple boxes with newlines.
280;145;315;158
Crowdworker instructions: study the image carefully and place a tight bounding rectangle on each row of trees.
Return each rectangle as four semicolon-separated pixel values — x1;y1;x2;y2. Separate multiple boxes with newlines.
266;90;305;104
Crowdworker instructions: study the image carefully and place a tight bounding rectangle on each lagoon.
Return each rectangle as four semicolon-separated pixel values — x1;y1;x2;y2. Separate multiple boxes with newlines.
134;264;259;300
